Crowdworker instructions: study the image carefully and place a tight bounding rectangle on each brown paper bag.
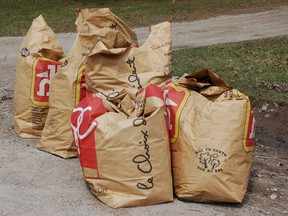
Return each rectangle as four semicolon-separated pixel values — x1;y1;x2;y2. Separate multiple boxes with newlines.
71;84;173;208
164;69;255;203
37;8;138;158
14;15;64;138
85;21;172;96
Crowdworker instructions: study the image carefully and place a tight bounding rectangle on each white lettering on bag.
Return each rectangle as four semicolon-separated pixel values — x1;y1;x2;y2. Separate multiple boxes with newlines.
71;106;97;154
36;64;59;96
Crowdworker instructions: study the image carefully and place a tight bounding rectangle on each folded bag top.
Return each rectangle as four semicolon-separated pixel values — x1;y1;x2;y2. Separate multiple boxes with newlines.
85;21;172;97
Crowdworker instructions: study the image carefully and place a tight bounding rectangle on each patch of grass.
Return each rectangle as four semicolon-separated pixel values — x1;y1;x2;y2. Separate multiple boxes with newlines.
172;36;288;104
0;0;287;36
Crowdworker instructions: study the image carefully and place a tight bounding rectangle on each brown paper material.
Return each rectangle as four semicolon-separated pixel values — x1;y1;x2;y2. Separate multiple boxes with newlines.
164;70;255;203
71;84;173;208
37;8;138;158
178;69;232;99
85;21;172;96
14;15;64;138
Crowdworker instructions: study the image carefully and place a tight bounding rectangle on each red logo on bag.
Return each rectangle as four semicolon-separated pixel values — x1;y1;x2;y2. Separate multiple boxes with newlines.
242;102;256;152
144;84;164;100
71;96;106;178
31;57;61;106
164;83;190;143
75;64;87;105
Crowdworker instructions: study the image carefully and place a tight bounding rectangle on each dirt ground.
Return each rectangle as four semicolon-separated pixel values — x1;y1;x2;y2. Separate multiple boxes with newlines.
0;7;287;216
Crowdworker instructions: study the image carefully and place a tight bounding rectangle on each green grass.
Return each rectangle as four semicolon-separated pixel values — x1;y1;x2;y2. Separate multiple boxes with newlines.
0;0;287;103
0;0;287;36
172;36;288;104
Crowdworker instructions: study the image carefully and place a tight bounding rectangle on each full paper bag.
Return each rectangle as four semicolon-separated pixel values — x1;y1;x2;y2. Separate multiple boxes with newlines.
37;8;138;158
165;69;255;203
71;84;173;208
85;21;172;96
14;15;64;138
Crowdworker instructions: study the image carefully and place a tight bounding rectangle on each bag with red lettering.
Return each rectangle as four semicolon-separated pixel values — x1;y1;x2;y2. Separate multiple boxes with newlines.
14;15;64;138
164;69;255;203
37;8;138;158
85;21;172;96
71;84;173;208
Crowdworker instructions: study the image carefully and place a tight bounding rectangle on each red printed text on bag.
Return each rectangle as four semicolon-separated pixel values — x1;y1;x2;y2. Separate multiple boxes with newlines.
31;57;61;106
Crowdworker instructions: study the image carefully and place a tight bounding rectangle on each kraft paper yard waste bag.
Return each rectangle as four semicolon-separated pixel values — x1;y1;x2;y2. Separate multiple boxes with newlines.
37;8;138;158
71;84;173;208
14;15;64;138
85;21;172;96
165;69;255;203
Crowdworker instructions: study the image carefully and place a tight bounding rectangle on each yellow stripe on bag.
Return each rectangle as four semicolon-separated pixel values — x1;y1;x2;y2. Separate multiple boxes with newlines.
169;83;190;144
76;64;85;105
242;100;255;152
31;57;42;105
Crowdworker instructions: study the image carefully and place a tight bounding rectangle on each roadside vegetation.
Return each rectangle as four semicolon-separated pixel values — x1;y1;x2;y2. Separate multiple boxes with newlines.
173;35;288;104
0;0;287;36
0;0;287;103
